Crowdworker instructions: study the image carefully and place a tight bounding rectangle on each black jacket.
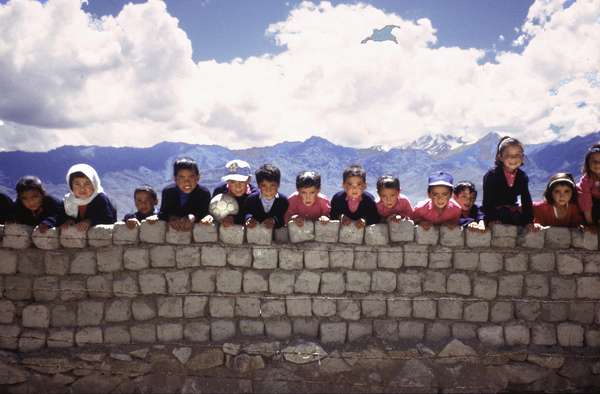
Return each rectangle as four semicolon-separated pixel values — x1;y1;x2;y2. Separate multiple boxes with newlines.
243;192;289;228
0;193;14;224
158;184;211;222
64;192;117;226
482;166;533;224
15;194;64;228
212;182;257;225
123;210;156;222
330;191;380;225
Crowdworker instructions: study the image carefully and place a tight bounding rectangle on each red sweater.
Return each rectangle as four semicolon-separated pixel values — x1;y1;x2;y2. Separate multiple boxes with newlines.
533;201;583;227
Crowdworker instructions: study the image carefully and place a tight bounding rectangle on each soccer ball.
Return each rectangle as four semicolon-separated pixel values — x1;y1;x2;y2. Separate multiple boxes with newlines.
209;193;239;220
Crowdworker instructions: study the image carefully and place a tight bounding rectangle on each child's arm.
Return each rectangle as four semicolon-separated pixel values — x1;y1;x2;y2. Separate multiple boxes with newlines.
362;196;380;225
481;170;498;223
270;197;289;229
329;193;343;221
157;188;174;222
519;171;534;224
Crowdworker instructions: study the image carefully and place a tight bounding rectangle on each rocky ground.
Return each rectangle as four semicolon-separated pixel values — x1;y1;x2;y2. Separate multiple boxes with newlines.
2;337;600;393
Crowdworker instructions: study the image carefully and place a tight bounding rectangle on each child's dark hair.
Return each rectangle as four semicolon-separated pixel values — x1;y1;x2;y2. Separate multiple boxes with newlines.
173;157;199;177
495;136;525;167
343;165;366;182
16;176;46;197
544;172;577;204
68;172;90;189
454;181;477;199
256;164;281;185
582;143;600;177
134;185;158;202
376;175;399;192
296;171;321;189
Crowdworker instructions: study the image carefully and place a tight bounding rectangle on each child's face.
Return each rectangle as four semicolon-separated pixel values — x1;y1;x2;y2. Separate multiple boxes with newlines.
134;191;157;215
71;176;94;199
343;176;366;199
20;190;43;212
455;190;475;212
499;145;523;172
228;180;248;197
552;184;572;207
428;186;452;210
175;169;199;194
378;187;399;209
259;180;279;200
588;152;600;177
298;186;319;206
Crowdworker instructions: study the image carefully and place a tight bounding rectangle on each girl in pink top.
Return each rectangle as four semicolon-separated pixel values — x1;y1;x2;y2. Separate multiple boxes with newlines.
577;144;600;229
375;175;413;222
284;171;331;226
534;173;583;228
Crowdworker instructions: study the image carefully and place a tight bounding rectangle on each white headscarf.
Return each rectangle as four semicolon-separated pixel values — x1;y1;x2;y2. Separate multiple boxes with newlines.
63;163;104;218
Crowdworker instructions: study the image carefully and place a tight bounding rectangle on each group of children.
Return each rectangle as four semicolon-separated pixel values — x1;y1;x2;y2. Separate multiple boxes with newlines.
0;136;598;235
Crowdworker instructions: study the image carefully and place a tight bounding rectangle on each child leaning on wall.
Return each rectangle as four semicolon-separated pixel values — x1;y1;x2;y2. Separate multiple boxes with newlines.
212;159;257;227
14;175;64;232
412;171;461;230
244;164;289;229
284;170;331;226
330;164;379;228
123;185;159;229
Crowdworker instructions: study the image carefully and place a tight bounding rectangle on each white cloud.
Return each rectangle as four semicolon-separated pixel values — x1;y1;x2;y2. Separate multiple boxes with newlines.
0;0;599;152
498;34;505;41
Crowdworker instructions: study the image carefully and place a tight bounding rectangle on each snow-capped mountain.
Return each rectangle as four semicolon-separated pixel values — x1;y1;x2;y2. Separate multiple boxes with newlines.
402;134;470;157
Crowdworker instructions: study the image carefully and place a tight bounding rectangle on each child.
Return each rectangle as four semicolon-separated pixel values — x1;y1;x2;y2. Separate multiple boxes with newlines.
61;163;117;232
212;159;257;227
412;171;462;229
330;164;379;228
14;176;64;232
123;185;159;229
534;173;584;227
577;144;600;229
284;171;331;226
375;175;413;223
0;192;14;224
482;136;537;230
454;181;486;231
244;164;289;229
157;157;212;231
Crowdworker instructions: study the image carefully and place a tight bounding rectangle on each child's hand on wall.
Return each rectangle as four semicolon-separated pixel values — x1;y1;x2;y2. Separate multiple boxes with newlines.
126;218;140;230
76;220;91;232
419;221;432;230
318;216;330;224
387;215;401;223
527;223;544;232
200;215;214;225
145;215;159;224
291;215;304;227
37;223;50;233
245;217;257;228
355;218;366;229
221;216;234;227
263;218;275;229
341;215;352;226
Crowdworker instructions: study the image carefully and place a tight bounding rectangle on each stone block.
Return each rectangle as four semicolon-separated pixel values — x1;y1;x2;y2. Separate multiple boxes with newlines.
240;320;265;336
17;250;44;275
227;247;252;268
51;304;76;327
201;245;227;267
518;229;545;249
3;223;33;249
260;300;285;318
33;276;59;301
252;247;278;269
348;321;373;342
452;323;477;340
473;277;498;300
243;270;268;293
209;297;234;318
0;325;20;349
45;252;69;275
329;247;354;268
505;324;530;346
4;276;32;300
556;254;583;275
492;223;518;237
184;322;210;342
453;251;479;271
166;226;192;245
104;326;131;344
385;299;410;318
515;301;541;321
0;300;16;324
278;248;303;270
525;274;549;298
492;236;516;248
131;324;156;343
371;319;398;340
304;250;329;269
413;298;436;319
531;323;556;345
106;299;131;322
447;273;471;296
540;302;568;322
288;220;315;243
112;221;139;245
440;225;464;247
292;318;319;337
139;220;166;243
235;297;260;317
339;222;364;244
505;253;528;272
246;223;273;245
498;275;523;297
150;245;175;268
87;224;114;247
70;251;96;275
397;272;422;295
398;321;424;340
97;246;123;272
337;299;361;320
585;330;600;347
287;297;312;317
23;304;49;328
424;323;450;343
321;272;345;294
139;272;166;294
362;296;386;318
193;222;218;243
312;298;336;317
295;271;320;294
477;325;504;346
265;320;292;340
389;219;415;242
479;252;502;273
176;246;201;268
354;248;378;270
219;224;245;244
365;224;389;245
315;220;339;243
216;269;242;293
0;250;17;274
87;274;113;298
274;227;289;243
571;228;598;250
415;225;439;245
269;272;295;294
428;247;452;269
75;327;103;346
165;270;190;294
465;230;491;248
158;296;184;318
438;299;462;320
464;302;489;322
32;226;60;250
157;323;183;342
320;322;346;343
576;277;600;299
371;271;397;292
404;244;428;267
545;227;571;249
423;271;446;293
557;323;584;347
184;296;208;318
47;329;74;348
60;226;87;248
584;255;600;273
77;300;104;326
377;246;403;269
568;302;595;323
346;271;371;293
550;277;575;300
490;301;513;322
123;248;149;271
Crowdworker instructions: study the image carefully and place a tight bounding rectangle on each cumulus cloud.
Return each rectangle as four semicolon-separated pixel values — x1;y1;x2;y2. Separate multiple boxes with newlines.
0;0;599;151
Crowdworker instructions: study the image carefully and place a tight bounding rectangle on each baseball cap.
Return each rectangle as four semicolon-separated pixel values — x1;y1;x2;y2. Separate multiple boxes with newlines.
428;171;454;188
221;159;252;182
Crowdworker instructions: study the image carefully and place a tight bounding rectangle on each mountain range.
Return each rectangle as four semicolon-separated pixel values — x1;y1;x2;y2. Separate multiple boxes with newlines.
0;131;597;216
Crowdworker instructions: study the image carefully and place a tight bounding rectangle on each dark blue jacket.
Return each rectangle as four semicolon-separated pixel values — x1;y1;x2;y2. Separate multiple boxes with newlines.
123;209;156;222
65;192;117;226
330;191;380;225
0;193;14;224
482;166;533;224
212;182;257;225
459;204;485;227
14;195;64;228
158;184;211;222
243;192;289;228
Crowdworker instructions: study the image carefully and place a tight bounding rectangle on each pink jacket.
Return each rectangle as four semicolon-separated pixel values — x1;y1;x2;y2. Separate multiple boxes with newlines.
412;198;461;224
577;173;600;212
284;192;331;223
376;194;413;219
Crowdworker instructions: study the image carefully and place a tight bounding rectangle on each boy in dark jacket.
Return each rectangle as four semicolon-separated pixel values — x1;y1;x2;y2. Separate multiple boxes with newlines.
330;164;379;227
244;164;288;229
123;185;159;229
212;159;257;226
0;192;14;224
14;176;64;232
